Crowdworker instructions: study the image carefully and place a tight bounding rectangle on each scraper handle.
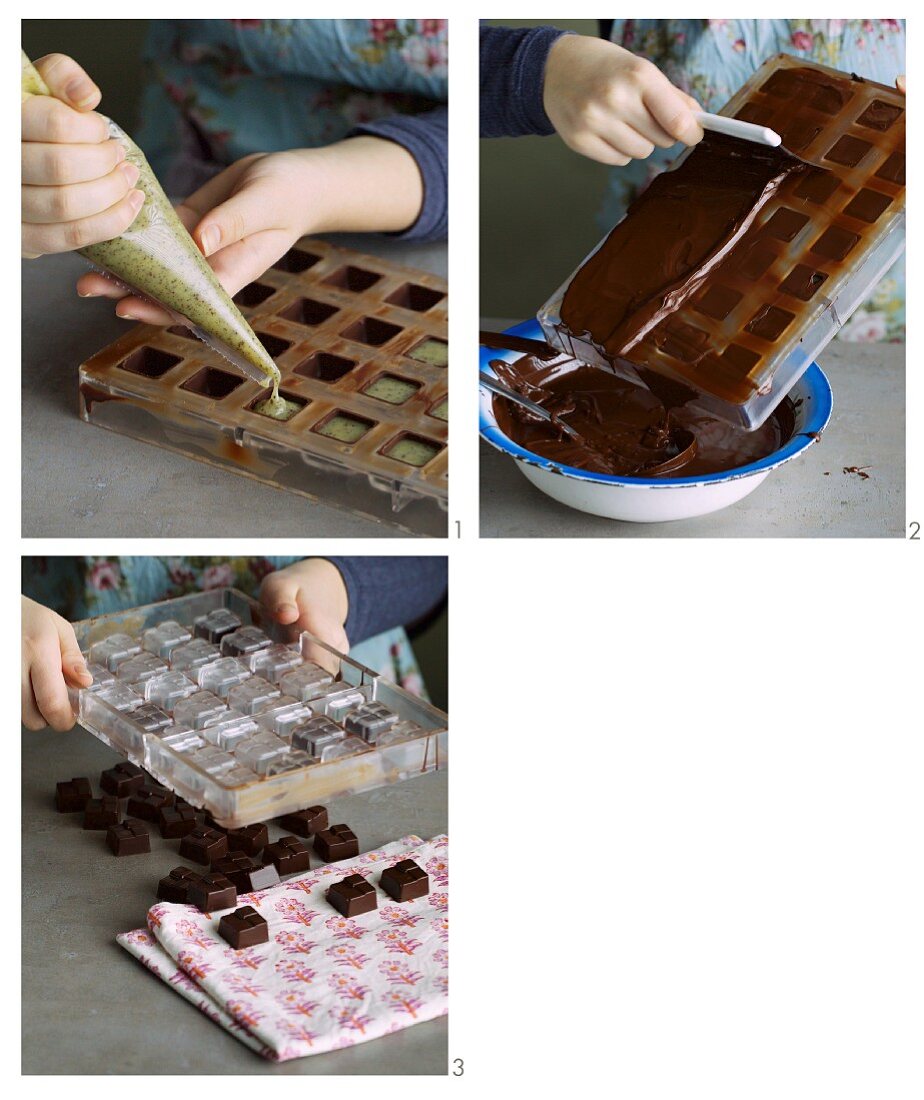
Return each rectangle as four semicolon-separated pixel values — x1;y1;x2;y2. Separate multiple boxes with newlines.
695;111;782;148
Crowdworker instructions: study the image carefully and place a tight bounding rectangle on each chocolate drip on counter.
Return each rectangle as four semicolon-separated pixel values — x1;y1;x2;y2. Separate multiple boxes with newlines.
490;345;795;478
559;131;810;361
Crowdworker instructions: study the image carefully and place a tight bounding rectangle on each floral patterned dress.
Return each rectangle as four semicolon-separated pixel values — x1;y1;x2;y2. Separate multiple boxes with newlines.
136;19;448;198
601;19;905;342
22;557;428;699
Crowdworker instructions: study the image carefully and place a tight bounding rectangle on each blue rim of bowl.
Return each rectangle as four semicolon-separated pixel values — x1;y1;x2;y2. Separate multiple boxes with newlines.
479;319;833;489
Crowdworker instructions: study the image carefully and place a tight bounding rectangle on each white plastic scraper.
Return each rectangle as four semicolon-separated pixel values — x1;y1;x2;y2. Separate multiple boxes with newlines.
21;50;282;400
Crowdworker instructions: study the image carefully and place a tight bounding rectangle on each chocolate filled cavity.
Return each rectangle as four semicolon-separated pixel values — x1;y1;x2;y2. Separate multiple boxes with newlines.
380;859;429;903
56;777;92;813
313;824;359;863
811;226;860;261
856;100;903;132
106;818;150;856
219;905;268;949
327;873;377;917
278;806;328;838
778;265;828;301
843;188;892;223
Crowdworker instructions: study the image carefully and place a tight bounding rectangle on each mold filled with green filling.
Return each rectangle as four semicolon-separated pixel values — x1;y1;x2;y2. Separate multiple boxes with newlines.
363;375;420;404
430;399;448;422
407;338;448;367
253;395;304;421
316;414;373;444
384;435;442;467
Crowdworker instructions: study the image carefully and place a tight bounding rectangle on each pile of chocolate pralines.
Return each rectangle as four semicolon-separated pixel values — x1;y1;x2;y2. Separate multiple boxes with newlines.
55;766;428;948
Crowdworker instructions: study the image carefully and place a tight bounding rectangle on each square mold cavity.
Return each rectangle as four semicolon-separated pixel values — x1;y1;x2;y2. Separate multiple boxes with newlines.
340;317;402;347
313;410;376;444
119;347;182;379
428;398;448;422
180;367;244;400
362;374;421;405
294;351;356;382
386;282;445;312
323;265;382;293
255;332;292;360
233;282;275;309
248;389;309;422
406;337;448;367
280;297;339;327
382;433;443;468
272;248;320;274
168;326;196;341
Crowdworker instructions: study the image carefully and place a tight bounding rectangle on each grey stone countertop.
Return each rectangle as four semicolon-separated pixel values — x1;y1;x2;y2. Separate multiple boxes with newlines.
480;319;905;538
22;235;446;538
21;723;448;1075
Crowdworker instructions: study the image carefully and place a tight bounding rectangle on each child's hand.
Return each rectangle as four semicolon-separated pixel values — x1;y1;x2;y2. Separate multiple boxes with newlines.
259;560;350;674
22;596;93;731
21;53;143;258
543;36;703;165
77;136;423;324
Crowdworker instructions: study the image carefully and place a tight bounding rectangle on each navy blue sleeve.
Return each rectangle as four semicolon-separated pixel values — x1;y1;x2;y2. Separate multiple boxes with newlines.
323;557;448;645
480;25;571;138
352;105;447;242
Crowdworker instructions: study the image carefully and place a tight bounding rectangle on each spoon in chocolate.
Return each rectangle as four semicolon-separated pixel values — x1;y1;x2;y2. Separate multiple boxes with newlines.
479;371;586;443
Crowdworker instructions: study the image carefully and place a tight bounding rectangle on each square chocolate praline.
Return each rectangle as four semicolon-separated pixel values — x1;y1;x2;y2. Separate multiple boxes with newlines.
327;874;377;918
83;796;120;830
188;872;237;913
99;762;145;798
56;777;92;813
278;805;328;838
213;853;281;893
219;905;268;950
127;784;174;822
227;822;269;856
179;826;229;866
380;859;430;903
313;824;359;863
157;866;203;903
106;818;151;857
264;835;311;876
159;801;198;839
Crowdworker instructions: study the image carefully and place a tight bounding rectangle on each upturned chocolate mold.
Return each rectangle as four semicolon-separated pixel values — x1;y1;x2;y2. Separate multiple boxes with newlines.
77;238;447;536
545;54;905;425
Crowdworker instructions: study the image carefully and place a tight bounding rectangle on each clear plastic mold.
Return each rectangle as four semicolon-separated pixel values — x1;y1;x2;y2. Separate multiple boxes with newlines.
142;620;192;658
279;662;334;701
196;656;252;698
226;676;281;715
69;588;447;826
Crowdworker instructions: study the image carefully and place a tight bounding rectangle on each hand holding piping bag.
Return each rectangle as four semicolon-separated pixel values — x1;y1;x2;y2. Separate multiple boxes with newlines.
259;560;350;676
77;139;425;325
542;36;704;165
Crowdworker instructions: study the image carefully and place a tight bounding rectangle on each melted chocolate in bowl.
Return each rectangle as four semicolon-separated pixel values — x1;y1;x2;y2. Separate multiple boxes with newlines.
491;350;795;479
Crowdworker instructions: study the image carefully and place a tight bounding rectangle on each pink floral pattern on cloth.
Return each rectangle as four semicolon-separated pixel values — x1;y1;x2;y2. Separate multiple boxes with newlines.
117;834;448;1061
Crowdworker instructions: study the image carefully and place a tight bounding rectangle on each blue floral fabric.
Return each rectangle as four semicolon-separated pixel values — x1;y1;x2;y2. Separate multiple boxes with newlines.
601;19;905;342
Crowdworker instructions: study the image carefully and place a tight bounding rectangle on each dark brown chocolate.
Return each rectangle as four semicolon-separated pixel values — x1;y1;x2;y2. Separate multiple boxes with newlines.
313;824;359;863
158;801;198;838
106;818;150;856
226;822;269;855
127;784;175;822
56;777;92;813
213;852;281;893
157;865;203;903
188;872;237;913
263;835;311;876
277;806;328;838
179;826;229;866
327;873;377;917
83;796;120;830
219;905;268;949
99;762;145;798
380;859;429;902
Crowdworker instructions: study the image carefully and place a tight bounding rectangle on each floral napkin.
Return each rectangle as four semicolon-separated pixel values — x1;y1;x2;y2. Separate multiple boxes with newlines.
117;834;448;1061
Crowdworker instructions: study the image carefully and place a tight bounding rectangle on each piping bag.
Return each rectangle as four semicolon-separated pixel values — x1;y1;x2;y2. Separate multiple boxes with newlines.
22;50;285;412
